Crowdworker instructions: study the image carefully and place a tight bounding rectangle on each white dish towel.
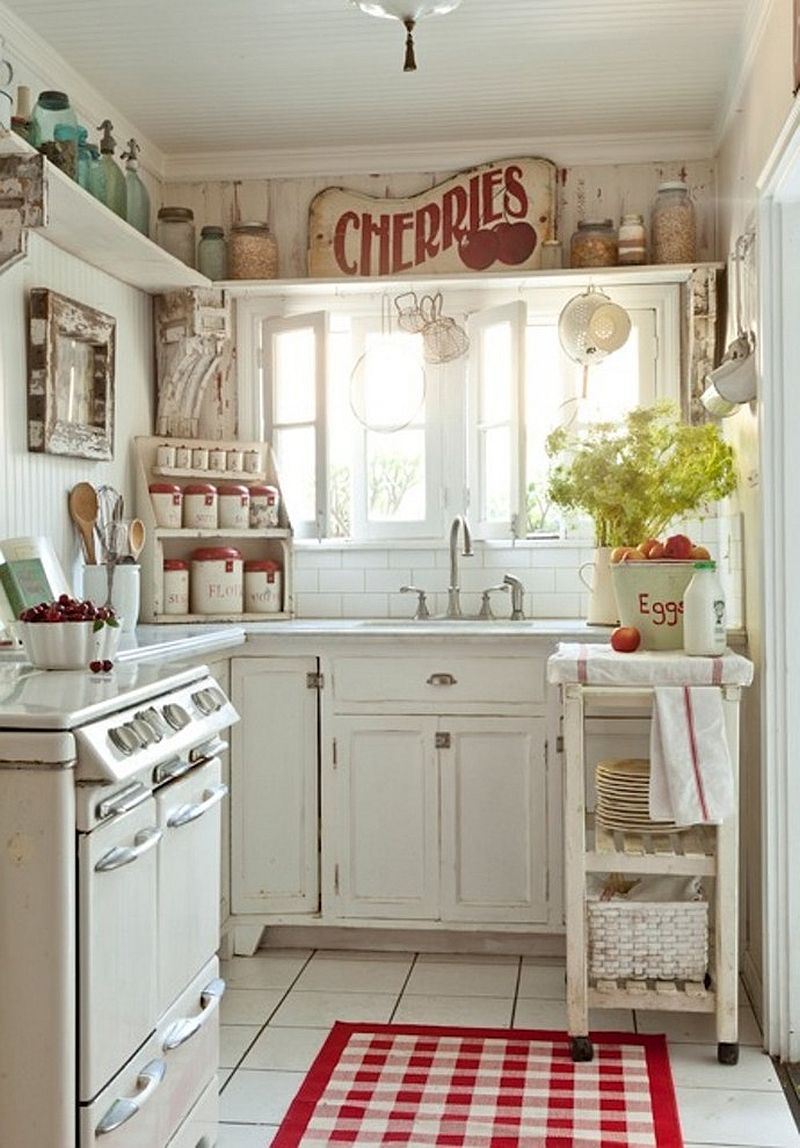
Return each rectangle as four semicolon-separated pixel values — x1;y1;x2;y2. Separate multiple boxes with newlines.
649;686;734;826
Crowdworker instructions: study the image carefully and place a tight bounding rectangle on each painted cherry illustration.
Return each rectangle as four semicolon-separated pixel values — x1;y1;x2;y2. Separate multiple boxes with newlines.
458;227;499;270
493;220;537;265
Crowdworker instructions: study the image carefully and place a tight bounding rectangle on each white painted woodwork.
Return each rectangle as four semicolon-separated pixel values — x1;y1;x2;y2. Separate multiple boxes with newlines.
230;657;319;916
327;715;440;920
439;717;548;924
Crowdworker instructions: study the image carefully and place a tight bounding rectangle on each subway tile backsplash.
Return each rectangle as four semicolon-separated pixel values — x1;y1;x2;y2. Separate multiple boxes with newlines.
293;513;743;627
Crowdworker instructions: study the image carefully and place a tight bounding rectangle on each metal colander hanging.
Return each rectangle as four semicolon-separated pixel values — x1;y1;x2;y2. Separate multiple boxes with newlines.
558;286;631;366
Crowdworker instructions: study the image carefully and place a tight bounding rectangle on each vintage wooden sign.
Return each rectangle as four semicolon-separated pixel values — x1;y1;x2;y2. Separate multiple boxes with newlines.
308;157;557;278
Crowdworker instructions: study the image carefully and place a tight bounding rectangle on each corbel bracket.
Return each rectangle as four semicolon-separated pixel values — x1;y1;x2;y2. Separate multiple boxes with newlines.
0;152;46;276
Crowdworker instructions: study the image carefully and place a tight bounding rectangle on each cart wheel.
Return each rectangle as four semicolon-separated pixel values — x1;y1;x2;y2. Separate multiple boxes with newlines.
570;1036;594;1062
717;1041;739;1065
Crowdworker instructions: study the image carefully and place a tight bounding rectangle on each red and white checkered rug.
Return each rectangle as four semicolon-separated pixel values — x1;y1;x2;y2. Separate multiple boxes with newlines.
271;1022;683;1146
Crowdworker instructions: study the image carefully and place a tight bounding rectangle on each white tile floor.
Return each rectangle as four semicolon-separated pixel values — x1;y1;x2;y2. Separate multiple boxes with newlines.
216;948;800;1147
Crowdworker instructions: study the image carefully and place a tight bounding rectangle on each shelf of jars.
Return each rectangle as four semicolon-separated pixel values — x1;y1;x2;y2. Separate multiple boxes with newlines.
0;127;211;293
135;435;293;623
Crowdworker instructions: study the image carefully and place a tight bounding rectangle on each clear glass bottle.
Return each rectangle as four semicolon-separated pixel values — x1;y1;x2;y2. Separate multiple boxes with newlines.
76;126;92;191
618;213;647;265
87;144;106;204
96;119;127;219
228;221;278;279
569;219;618;268
121;138;151;236
540;239;563;270
197;225;227;280
157;207;196;267
683;560;726;655
651;180;696;264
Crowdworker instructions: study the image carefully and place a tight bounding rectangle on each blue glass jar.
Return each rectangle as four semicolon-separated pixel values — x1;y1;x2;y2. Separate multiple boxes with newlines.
197;226;227;280
28;90;78;150
77;126;92;191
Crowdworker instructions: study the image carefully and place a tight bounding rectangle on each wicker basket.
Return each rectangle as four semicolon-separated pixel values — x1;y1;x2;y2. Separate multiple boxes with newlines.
587;898;708;981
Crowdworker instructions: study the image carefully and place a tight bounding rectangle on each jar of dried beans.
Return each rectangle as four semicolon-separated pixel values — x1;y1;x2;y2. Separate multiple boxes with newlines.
569;220;617;268
228;221;278;280
651;181;696;264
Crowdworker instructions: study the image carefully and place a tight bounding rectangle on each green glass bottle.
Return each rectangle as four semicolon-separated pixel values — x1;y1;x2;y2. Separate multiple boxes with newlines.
96;119;126;219
121;138;151;237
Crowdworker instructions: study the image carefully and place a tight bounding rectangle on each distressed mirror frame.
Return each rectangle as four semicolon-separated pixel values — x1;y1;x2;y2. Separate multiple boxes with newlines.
27;288;116;460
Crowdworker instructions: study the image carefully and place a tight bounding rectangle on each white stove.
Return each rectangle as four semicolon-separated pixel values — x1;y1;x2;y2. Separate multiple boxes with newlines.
0;659;239;1148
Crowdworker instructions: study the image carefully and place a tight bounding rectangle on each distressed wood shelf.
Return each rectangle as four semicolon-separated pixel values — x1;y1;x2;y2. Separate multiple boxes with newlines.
154;527;291;540
0;128;211;292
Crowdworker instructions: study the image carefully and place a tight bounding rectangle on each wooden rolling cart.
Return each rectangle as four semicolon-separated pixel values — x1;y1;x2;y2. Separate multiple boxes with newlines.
548;646;753;1065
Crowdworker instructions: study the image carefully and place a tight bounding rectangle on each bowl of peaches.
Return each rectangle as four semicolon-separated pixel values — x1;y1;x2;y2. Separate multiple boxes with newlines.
16;596;121;670
609;533;710;650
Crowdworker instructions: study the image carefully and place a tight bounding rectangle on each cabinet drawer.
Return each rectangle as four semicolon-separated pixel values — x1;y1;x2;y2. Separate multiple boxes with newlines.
332;655;545;709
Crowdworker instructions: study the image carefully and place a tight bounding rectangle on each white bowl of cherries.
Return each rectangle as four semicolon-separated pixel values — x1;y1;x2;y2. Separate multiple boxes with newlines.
17;596;121;671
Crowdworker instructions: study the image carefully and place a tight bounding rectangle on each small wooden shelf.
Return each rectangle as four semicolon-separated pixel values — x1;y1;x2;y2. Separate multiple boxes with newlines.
588;977;715;1012
153;612;292;624
152;466;268;483
0;129;210;293
584;814;717;876
154;527;291;540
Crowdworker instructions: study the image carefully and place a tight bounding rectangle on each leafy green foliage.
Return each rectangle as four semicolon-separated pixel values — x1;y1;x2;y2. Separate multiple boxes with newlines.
545;402;737;546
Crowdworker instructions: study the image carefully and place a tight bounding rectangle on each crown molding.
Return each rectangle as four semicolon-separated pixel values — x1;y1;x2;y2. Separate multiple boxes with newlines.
162;131;715;185
0;0;166;181
714;0;776;150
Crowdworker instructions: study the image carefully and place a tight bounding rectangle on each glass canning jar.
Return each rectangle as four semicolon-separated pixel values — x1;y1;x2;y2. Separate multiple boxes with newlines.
228;221;278;280
157;206;196;267
651;181;696;264
569;220;617;268
618;213;647;265
197;225;227;280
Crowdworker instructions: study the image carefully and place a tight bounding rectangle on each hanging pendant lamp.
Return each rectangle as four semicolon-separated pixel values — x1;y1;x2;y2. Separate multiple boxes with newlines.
350;0;462;71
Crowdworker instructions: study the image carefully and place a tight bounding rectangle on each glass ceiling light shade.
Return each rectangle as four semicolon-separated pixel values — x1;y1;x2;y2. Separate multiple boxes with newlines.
350;0;462;71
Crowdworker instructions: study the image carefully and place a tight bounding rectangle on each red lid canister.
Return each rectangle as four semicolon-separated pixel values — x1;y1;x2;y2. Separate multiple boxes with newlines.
191;547;242;562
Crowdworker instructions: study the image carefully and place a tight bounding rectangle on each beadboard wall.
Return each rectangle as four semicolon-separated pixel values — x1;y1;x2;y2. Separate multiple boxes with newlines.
0;231;154;592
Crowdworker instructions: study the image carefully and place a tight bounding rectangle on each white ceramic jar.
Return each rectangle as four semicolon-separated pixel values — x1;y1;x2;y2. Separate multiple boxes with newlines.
208;447;227;473
156;442;176;468
244;558;282;613
175;444;192;468
183;482;218;529
218;483;250;529
191;446;209;470
243;449;261;474
226;447;244;472
190;547;243;614
249;484;280;528
162;559;189;614
149;482;182;528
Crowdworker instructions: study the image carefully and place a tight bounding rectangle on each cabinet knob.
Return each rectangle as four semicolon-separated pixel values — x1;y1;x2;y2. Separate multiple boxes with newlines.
426;672;457;686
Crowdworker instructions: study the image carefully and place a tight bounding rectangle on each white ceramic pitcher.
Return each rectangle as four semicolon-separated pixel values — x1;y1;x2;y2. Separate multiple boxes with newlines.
578;546;620;626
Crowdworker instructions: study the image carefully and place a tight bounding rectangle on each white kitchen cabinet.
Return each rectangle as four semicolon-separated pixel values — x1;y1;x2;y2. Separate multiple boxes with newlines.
229;656;319;950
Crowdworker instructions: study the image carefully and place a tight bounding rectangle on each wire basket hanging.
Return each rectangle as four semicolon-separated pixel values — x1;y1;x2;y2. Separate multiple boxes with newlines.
349;295;427;433
394;291;469;364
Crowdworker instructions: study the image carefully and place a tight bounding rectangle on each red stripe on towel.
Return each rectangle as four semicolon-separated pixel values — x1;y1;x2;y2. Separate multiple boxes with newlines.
683;686;710;822
712;657;723;685
578;644;588;683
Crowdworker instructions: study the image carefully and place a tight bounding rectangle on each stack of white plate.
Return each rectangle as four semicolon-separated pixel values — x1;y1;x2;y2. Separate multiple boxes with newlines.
595;758;676;832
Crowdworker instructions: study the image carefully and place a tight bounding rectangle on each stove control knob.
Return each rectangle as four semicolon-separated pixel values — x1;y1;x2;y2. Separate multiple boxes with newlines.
130;717;156;745
134;710;163;742
163;702;190;731
192;690;212;715
109;727;134;756
205;687;225;711
122;722;147;749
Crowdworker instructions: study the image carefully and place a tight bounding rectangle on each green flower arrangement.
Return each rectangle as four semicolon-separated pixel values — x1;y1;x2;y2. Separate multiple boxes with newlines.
545;402;738;548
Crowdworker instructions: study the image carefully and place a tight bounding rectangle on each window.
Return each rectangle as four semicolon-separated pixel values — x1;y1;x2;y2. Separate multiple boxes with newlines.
256;281;679;543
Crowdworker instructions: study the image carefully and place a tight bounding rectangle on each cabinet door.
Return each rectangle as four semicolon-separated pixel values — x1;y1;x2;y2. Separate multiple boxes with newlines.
440;716;549;924
326;716;438;920
231;657;319;914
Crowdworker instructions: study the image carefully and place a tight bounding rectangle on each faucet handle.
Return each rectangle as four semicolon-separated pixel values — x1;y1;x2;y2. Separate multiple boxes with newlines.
400;585;431;620
478;584;509;620
502;573;526;620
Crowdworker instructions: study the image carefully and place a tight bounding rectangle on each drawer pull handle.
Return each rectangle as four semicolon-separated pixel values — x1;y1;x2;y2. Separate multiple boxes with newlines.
426;672;457;686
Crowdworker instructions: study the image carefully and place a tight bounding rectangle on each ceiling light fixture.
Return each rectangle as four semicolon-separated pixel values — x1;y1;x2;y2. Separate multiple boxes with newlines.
350;1;463;72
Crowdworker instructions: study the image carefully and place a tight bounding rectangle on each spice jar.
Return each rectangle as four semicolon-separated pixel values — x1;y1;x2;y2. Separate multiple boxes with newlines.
618;213;647;265
244;559;282;614
570;220;617;268
156;442;176;468
197;225;227;280
208;447;227;473
227;447;243;472
228;221;279;280
149;482;182;528
218;483;250;529
540;239;563;270
190;547;243;615
249;484;281;528
651;181;696;264
191;446;209;470
175;444;192;468
243;448;261;474
157;206;196;267
183;482;218;529
162;559;189;615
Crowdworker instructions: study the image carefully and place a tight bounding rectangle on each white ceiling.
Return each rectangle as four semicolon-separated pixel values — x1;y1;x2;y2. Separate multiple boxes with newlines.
3;0;759;177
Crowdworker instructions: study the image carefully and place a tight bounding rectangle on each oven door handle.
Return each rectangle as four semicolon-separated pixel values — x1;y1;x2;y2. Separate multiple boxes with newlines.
166;783;229;829
94;827;162;873
161;976;226;1052
95;1058;166;1136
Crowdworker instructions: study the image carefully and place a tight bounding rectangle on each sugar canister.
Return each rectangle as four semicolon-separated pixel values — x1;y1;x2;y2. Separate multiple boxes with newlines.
162;559;189;615
190;547;243;614
183;482;218;529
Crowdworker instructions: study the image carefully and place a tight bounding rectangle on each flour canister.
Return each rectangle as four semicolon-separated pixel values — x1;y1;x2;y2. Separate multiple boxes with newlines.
149;482;182;528
162;558;189;614
249;484;280;528
218;483;250;529
244;558;282;614
191;547;243;614
183;482;218;528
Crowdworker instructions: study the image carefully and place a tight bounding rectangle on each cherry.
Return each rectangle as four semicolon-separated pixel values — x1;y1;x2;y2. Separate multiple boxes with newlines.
493;220;537;265
458;227;499;270
102;660;113;673
89;660;103;673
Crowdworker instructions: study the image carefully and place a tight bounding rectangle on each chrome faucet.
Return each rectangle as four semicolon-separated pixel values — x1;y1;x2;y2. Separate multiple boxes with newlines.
446;515;473;618
503;573;526;620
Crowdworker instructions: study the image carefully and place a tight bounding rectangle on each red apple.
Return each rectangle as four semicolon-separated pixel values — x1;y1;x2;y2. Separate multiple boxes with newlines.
663;533;693;559
458;228;499;270
611;625;641;653
493;221;537;265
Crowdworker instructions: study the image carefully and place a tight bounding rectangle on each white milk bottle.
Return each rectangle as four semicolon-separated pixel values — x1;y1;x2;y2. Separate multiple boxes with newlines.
683;560;726;655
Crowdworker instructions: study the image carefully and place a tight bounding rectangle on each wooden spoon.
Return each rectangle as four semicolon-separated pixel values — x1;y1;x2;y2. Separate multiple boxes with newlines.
68;483;98;564
128;518;146;561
